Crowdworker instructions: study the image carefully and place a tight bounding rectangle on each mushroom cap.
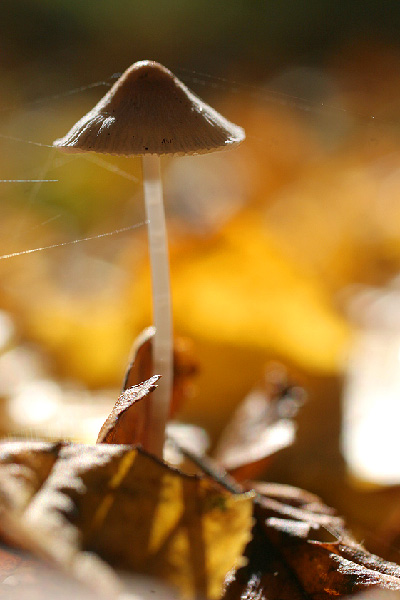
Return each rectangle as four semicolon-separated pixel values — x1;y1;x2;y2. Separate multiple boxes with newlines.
53;60;245;156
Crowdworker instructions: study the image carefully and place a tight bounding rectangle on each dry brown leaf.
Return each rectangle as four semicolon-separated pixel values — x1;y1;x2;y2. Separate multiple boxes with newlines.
92;336;400;598
97;373;208;469
214;363;304;481
1;434;400;598
223;482;400;599
0;338;399;599
96;375;160;445
123;326;198;417
97;325;200;455
110;327;202;461
0;442;61;513
0;441;253;600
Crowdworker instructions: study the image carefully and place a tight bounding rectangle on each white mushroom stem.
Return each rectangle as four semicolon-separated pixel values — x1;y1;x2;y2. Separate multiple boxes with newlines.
142;154;173;458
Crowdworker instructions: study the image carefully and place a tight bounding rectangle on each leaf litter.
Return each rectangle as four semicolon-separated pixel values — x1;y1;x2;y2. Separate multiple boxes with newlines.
0;328;399;599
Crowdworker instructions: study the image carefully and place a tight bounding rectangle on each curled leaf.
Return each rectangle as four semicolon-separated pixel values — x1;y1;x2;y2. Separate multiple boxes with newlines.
0;441;253;600
223;482;400;599
0;441;61;512
110;327;200;458
214;364;304;481
123;326;198;417
96;375;160;445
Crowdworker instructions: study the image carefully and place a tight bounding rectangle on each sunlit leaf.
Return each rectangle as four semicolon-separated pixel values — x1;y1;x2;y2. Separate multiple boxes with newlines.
96;376;160;445
123;326;198;418
223;482;400;599
214;363;303;481
0;441;254;599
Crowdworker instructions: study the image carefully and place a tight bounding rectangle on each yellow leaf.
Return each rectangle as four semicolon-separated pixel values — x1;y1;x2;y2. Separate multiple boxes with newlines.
0;442;253;599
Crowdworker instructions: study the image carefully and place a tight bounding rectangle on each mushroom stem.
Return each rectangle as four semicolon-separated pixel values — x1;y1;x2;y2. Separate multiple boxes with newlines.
142;154;173;458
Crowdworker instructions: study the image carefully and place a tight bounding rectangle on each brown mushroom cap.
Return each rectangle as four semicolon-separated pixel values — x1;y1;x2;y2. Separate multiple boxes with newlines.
53;60;245;156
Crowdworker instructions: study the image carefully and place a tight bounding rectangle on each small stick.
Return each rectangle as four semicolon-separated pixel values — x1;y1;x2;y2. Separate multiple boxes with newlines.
167;435;243;494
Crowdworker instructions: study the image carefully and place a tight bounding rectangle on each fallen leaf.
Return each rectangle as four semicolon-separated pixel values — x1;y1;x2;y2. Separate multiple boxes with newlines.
223;482;400;599
0;334;399;600
96;375;160;445
123;326;198;417
0;441;60;513
98;327;202;459
214;362;304;481
0;440;254;599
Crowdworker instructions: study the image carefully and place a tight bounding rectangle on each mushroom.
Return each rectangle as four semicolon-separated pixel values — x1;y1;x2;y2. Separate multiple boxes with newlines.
53;60;245;458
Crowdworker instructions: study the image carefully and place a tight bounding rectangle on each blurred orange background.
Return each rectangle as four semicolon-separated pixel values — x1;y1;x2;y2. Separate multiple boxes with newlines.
1;1;400;560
